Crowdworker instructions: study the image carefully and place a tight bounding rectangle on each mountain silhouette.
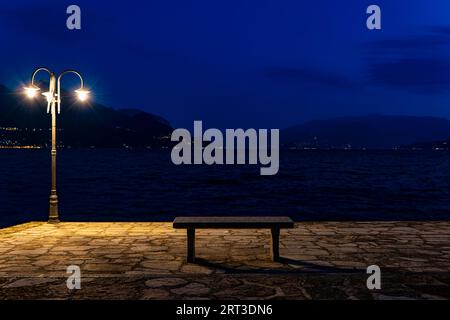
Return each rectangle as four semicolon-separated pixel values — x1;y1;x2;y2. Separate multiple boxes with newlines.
4;85;450;150
0;84;173;148
282;115;450;149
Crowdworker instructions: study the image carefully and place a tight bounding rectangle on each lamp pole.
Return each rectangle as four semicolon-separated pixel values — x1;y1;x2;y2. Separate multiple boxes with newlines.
25;67;90;223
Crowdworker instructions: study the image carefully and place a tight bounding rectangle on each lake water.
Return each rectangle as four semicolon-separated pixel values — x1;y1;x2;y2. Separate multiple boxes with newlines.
0;149;449;227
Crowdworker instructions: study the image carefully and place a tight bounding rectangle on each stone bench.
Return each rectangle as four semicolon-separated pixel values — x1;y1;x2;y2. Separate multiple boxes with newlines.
173;217;294;262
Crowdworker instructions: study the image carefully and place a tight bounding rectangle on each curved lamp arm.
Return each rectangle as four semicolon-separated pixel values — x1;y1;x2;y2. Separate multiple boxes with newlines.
57;69;85;114
30;67;55;113
31;67;53;86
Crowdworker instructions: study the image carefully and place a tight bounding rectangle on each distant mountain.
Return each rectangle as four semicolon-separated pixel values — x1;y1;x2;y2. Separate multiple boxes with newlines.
0;84;173;148
282;115;450;149
118;108;171;126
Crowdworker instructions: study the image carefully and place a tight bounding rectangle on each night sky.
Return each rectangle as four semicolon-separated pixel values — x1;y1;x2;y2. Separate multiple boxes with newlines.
1;0;450;129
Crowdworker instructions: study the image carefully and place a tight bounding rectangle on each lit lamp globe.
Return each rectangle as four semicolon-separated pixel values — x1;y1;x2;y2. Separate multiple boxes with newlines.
42;91;54;103
75;89;90;102
24;86;40;99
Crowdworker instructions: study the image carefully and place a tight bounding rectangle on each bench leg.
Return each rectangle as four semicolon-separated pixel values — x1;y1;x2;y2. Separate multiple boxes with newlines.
271;228;280;262
187;228;195;263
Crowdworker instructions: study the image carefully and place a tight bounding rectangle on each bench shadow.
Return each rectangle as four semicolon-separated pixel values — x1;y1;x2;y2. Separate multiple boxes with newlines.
194;257;363;275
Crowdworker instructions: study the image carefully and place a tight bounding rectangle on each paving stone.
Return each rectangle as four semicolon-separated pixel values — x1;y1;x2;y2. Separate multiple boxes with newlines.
3;277;58;288
8;248;49;255
0;221;449;299
171;283;211;296
141;288;170;300
145;278;188;288
83;263;132;273
140;260;181;271
180;264;214;274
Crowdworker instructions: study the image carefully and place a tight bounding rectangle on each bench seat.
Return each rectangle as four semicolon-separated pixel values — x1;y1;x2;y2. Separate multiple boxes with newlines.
173;216;294;262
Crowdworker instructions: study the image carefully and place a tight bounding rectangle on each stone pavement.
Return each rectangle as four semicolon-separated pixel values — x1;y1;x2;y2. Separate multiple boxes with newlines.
0;221;449;299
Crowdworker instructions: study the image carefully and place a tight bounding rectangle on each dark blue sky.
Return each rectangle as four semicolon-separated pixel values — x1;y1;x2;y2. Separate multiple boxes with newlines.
1;0;450;128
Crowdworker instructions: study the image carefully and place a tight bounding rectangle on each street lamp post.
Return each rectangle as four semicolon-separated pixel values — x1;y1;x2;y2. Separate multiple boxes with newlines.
24;67;90;223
